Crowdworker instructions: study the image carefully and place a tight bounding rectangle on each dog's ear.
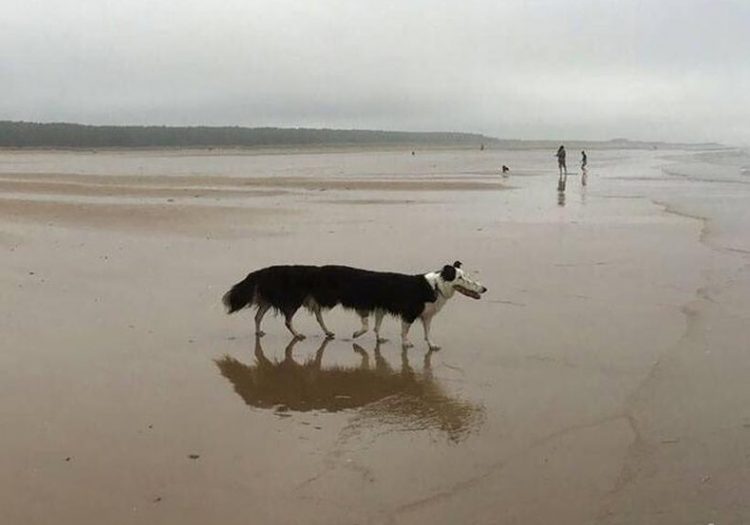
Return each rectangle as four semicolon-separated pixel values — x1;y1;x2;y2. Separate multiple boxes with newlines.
452;261;462;269
441;265;457;281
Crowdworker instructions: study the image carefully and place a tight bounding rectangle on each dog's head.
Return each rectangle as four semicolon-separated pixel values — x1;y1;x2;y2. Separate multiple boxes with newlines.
436;261;487;300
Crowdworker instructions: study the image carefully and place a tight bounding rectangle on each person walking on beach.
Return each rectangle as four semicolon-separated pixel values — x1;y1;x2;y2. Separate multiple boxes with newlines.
556;145;567;176
556;145;567;192
581;150;588;186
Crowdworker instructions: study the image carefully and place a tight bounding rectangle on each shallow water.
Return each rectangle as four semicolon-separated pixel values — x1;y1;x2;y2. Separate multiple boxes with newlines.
1;147;748;524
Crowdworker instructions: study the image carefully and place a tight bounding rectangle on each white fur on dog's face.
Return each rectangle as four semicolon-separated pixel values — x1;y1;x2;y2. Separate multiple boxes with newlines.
449;268;487;299
432;266;487;300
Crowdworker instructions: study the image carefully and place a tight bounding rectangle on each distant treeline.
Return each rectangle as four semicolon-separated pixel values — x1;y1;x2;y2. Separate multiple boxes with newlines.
0;121;495;149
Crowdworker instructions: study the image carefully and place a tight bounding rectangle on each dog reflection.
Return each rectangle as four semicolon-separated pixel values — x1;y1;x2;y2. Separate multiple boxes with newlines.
215;337;484;442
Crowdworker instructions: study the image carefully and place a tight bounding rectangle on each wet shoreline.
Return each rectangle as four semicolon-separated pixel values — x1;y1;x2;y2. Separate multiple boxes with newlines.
1;147;748;524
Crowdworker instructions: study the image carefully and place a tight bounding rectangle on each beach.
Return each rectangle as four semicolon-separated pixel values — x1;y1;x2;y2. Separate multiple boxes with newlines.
1;146;748;524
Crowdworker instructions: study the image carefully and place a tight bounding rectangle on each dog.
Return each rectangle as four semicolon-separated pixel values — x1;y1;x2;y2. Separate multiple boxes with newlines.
222;261;487;350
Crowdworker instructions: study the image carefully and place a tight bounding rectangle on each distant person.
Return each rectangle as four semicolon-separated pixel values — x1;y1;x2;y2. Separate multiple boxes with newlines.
556;145;567;176
502;165;510;176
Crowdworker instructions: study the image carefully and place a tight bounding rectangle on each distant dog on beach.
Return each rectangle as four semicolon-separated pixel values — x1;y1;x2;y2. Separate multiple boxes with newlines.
222;261;487;350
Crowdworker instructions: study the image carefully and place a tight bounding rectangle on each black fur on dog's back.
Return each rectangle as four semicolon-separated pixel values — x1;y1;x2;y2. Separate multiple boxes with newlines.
223;265;317;316
223;265;437;322
316;265;436;322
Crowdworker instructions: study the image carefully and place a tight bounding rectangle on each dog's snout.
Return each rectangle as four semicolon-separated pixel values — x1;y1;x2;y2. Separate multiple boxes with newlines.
482;287;488;293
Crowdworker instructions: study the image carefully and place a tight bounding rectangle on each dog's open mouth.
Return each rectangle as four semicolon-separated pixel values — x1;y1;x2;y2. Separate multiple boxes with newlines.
455;286;482;299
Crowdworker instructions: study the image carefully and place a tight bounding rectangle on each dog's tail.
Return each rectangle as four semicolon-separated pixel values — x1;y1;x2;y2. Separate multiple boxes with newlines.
222;272;258;314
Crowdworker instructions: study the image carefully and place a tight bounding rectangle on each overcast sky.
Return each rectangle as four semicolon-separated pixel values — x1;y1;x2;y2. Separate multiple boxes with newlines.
2;0;748;144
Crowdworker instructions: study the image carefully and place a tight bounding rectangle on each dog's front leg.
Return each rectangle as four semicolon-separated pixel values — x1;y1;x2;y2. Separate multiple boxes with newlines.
374;309;388;342
420;314;440;351
401;320;414;348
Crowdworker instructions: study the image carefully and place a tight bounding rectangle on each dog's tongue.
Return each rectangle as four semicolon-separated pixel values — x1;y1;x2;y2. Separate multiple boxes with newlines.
456;286;481;299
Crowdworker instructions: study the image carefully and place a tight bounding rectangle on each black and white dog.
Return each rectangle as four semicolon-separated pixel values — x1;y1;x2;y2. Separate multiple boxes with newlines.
222;261;487;349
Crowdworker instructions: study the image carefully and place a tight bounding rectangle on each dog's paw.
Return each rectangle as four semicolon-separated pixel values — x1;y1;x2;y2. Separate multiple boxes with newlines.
352;330;366;339
294;333;306;340
325;331;335;339
428;343;441;351
402;340;414;349
256;330;266;337
376;336;389;343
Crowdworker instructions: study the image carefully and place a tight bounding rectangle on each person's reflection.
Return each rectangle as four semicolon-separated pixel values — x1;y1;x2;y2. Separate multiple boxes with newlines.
557;169;567;207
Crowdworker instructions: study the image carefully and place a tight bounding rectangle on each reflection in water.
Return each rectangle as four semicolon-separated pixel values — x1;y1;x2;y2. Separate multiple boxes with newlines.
581;166;588;186
215;337;484;442
557;173;567;206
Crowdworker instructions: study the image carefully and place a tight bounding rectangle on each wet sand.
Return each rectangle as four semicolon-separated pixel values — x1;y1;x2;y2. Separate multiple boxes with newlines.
1;148;749;524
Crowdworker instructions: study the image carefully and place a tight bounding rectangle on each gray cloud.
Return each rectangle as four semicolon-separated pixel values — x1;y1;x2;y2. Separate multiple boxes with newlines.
2;0;748;144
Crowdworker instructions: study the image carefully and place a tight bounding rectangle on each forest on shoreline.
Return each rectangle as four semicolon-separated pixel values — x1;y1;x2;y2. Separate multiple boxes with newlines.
0;121;721;151
0;121;494;149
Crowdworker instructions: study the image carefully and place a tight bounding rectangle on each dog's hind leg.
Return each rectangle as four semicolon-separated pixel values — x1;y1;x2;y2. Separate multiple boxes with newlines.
254;303;270;337
352;310;369;339
284;310;305;340
374;309;388;342
313;306;335;339
401;320;414;349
